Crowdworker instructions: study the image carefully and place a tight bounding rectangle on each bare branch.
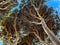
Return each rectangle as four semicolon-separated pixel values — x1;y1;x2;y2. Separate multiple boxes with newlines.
38;0;42;10
33;32;43;43
41;18;60;45
0;3;16;10
13;16;20;45
0;1;5;5
26;6;40;19
31;2;42;18
0;0;10;5
30;1;60;45
29;21;41;25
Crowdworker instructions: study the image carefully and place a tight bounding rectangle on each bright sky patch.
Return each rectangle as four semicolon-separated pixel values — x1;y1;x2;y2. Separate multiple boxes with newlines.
0;40;3;45
46;0;60;15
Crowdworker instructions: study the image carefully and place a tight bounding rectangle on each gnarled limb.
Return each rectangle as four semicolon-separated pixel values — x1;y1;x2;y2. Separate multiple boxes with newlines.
30;1;60;45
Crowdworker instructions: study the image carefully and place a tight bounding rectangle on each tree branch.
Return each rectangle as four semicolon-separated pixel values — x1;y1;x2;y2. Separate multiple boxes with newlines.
29;21;41;25
30;1;60;45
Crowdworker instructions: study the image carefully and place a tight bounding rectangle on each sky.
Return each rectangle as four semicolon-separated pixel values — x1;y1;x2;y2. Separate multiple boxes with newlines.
0;40;3;45
11;0;21;12
46;0;60;16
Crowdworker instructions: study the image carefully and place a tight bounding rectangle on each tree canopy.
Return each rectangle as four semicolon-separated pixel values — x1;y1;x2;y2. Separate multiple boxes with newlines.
0;0;60;45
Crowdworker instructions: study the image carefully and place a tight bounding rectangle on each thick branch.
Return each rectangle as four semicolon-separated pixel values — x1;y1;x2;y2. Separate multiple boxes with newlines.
30;1;60;45
29;21;41;25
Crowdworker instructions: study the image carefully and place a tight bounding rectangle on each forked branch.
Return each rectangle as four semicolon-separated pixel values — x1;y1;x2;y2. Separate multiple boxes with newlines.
29;0;60;45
